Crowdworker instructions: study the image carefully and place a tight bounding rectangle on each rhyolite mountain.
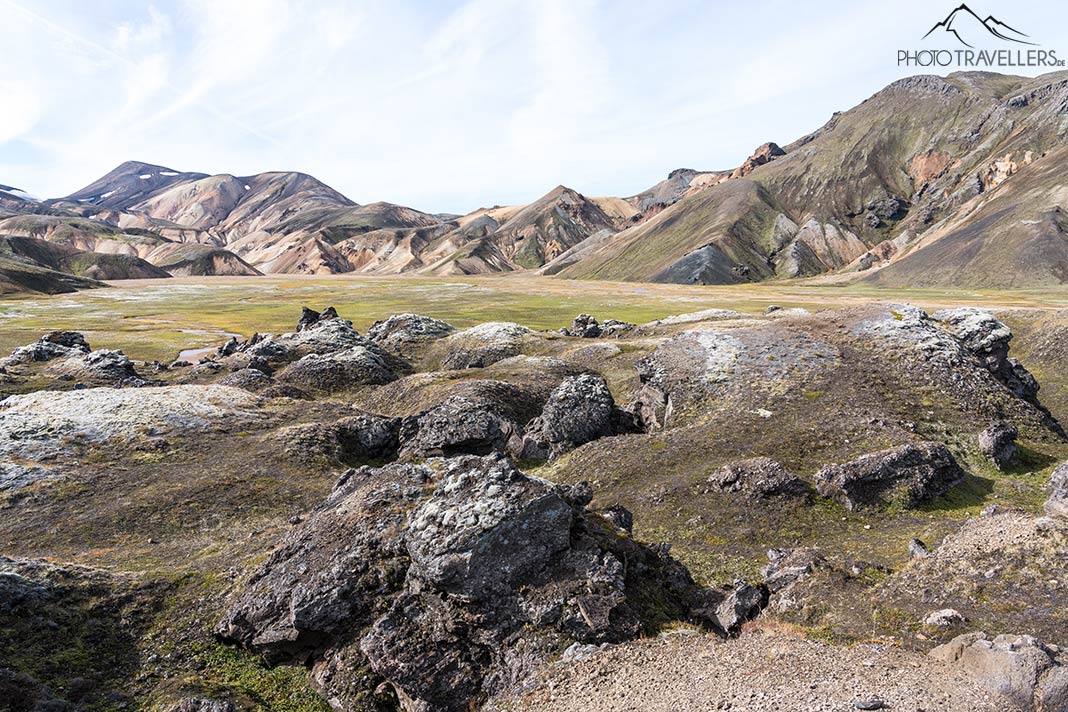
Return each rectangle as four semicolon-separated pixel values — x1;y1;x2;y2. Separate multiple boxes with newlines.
560;71;1068;287
11;70;1068;288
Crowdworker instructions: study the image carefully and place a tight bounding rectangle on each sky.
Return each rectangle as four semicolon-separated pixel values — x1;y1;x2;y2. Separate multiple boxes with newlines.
2;0;1067;214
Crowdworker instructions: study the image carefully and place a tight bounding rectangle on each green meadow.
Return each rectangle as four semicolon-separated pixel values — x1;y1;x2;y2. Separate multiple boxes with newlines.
3;274;1068;362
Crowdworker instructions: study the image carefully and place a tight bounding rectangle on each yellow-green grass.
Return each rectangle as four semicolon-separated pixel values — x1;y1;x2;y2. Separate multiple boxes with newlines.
4;274;1068;362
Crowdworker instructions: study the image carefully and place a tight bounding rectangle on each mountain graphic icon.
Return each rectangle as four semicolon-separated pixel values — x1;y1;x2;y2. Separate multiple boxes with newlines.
923;4;1036;48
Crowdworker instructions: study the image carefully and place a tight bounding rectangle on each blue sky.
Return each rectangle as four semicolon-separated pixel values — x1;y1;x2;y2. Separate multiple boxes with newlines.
2;0;1065;213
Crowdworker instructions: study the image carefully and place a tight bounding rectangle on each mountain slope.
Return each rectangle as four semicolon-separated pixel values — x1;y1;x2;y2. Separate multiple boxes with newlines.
59;161;208;210
560;71;1068;286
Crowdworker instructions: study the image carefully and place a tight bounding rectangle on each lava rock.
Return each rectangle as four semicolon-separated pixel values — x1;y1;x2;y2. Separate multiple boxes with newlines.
53;350;147;387
706;457;810;498
1;331;90;366
1045;462;1068;518
218;368;272;392
398;396;521;459
978;421;1018;469
367;313;455;353
814;442;965;510
519;374;640;461
598;504;634;534
276;346;396;394
218;454;730;711
438;322;532;370
930;632;1068;710
933;308;1040;401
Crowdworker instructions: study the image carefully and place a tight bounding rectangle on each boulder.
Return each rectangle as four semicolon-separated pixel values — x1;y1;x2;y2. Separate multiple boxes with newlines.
52;350;147;386
930;632;1067;711
242;310;386;367
814;442;965;510
761;548;824;594
908;538;930;559
713;582;769;634
519;374;639;461
562;314;635;338
218;455;730;711
706;457;810;498
218;368;272;392
297;306;340;332
438;322;531;370
283;414;401;465
367;313;455;353
978;421;1018;469
1045;462;1068;518
398;396;521;459
1;331;90;366
598;504;634;534
276;346;397;394
923;608;965;627
166;699;237;712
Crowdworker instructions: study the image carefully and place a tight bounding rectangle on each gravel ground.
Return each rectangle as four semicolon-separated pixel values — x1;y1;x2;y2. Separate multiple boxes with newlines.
496;626;1016;712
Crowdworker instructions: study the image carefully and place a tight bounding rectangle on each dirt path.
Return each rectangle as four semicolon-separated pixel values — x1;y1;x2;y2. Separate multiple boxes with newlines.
497;626;1013;712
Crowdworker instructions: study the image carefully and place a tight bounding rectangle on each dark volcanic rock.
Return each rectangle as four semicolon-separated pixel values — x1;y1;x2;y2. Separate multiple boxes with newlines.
706;457;810;498
438;322;531;370
218;455;730;711
367;313;455;354
1;331;91;366
814;442;965;510
933;308;1040;401
218;367;272;392
276;346;396;394
297;306;340;332
978;421;1018;469
563;314;635;338
283;414;401;465
519;374;640;461
598;504;634;534
398;396;521;459
54;350;147;386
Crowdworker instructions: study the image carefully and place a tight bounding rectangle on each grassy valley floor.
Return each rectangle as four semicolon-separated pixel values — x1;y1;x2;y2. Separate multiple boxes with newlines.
4;274;1068;363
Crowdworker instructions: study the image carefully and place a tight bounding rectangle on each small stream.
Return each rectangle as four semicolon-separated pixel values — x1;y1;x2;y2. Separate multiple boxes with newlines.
176;329;243;362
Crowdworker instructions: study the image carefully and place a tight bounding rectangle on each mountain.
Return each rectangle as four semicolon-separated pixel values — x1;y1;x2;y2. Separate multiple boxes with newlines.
58;160;209;210
0;214;259;277
560;71;1068;287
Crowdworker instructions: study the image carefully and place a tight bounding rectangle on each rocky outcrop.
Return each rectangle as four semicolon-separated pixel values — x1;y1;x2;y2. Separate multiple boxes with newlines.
814;442;964;510
241;310;389;368
706;457;810;499
1;331;90;366
52;350;147;386
1046;462;1068;518
0;385;263;491
728;142;786;180
561;314;635;338
931;632;1068;711
283;414;402;466
933;308;1040;402
367;313;455;354
437;322;531;370
518;374;639;461
218;454;730;711
978;421;1018;469
297;305;340;332
397;396;521;459
276;346;397;394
